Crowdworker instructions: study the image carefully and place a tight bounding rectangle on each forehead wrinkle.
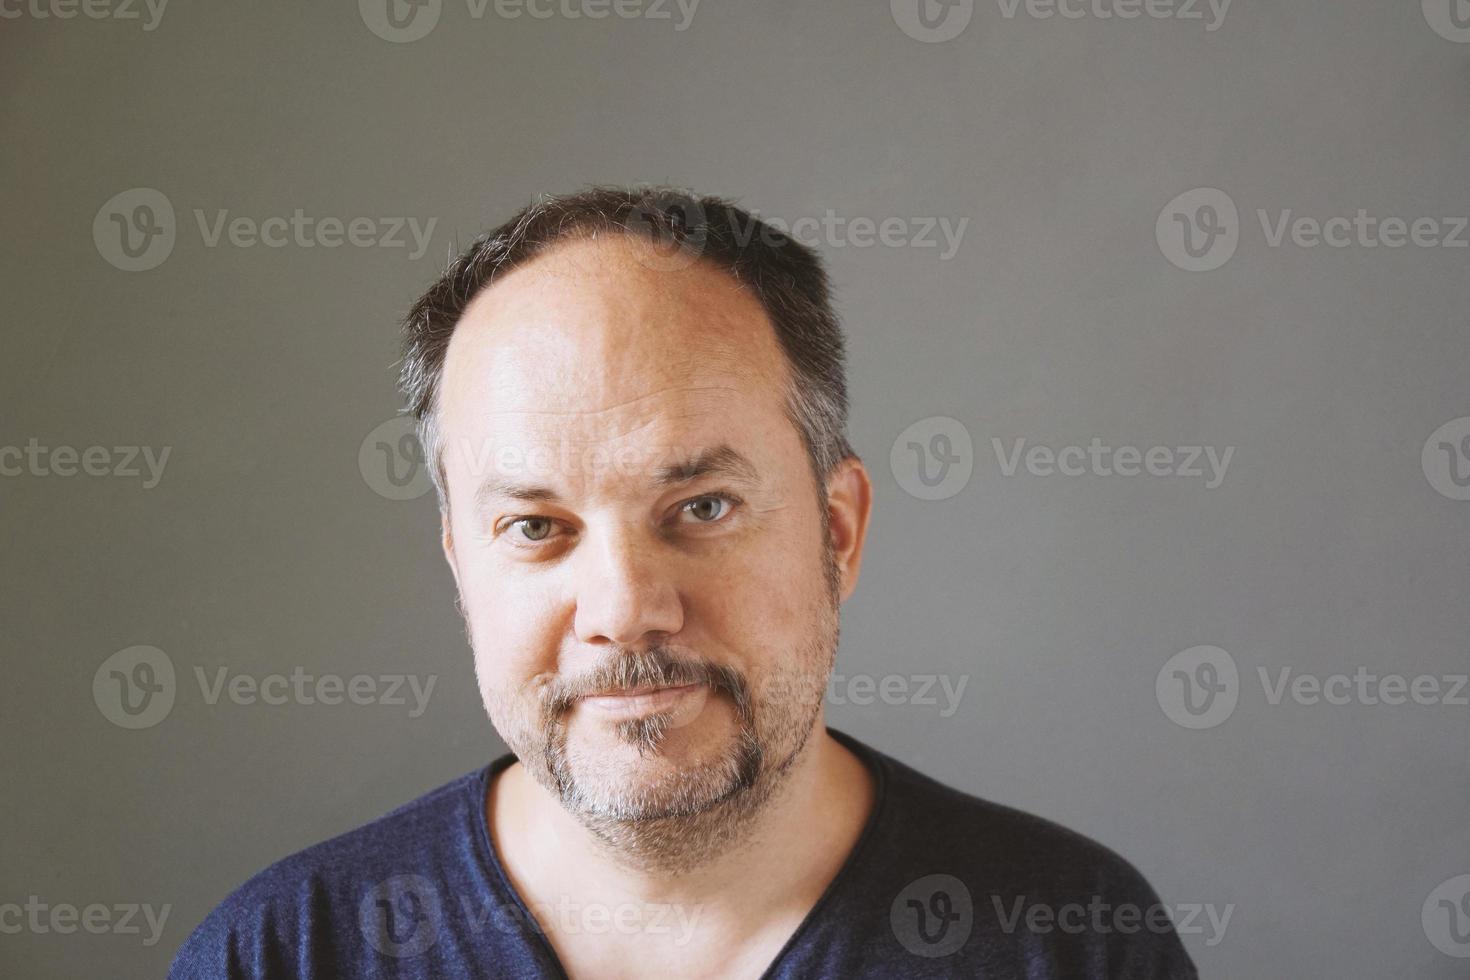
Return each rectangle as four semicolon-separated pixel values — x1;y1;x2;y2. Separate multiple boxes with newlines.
471;441;763;517
476;382;743;423
444;321;774;445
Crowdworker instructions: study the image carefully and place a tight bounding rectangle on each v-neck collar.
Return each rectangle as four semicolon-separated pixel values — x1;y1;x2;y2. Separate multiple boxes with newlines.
470;727;891;980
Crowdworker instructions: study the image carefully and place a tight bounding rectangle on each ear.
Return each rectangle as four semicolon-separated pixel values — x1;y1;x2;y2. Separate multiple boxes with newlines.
823;456;873;603
440;508;463;592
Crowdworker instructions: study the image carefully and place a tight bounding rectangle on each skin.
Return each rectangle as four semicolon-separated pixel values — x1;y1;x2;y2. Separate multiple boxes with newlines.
436;232;875;978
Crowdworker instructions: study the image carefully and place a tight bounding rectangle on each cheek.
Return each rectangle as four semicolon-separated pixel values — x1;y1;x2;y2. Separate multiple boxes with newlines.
453;540;564;688
699;519;829;659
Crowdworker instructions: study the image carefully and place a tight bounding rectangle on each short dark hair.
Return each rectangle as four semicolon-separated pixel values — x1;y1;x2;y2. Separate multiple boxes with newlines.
398;186;855;509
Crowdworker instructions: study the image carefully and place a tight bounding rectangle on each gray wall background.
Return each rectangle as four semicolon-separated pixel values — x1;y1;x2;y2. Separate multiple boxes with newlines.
3;1;1468;976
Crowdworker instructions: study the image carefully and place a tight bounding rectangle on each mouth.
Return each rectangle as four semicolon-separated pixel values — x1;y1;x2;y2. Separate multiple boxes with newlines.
577;683;705;717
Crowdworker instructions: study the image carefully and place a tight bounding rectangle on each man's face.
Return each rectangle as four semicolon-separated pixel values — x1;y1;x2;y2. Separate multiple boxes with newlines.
436;234;855;829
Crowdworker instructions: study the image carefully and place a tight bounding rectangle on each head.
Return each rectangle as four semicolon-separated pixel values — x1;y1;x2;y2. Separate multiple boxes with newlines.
399;187;872;864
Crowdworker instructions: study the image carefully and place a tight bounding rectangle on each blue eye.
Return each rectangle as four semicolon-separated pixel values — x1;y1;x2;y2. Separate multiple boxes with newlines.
509;517;556;542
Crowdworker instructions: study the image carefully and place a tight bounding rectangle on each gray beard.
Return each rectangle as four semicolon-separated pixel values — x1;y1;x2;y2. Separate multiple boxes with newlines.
543;680;820;875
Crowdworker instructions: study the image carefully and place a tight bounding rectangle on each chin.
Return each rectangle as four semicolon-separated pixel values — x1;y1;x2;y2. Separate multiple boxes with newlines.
557;707;757;820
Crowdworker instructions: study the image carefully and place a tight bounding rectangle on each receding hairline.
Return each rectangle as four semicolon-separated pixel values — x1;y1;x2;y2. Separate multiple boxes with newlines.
434;228;801;426
450;227;784;341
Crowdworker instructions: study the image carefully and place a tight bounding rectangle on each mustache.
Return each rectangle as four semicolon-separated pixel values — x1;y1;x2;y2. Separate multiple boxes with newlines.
542;648;750;718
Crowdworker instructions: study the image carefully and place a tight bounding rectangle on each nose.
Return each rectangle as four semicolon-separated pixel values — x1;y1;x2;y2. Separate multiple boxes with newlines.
571;525;684;648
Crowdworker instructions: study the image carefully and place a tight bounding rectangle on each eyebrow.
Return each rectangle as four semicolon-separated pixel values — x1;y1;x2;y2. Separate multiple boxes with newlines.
473;443;761;511
653;443;760;488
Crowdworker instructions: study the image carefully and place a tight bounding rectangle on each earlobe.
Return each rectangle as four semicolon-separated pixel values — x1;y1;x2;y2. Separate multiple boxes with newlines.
825;457;874;601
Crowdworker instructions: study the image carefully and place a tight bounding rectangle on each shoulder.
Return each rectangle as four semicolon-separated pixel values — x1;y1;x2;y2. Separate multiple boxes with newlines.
873;746;1161;901
818;732;1199;979
168;767;490;980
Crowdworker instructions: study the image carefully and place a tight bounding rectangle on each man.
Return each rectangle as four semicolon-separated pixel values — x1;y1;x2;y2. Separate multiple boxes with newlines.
171;187;1198;978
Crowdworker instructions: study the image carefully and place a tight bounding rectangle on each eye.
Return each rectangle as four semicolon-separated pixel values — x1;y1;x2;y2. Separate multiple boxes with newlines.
504;516;559;544
677;494;738;524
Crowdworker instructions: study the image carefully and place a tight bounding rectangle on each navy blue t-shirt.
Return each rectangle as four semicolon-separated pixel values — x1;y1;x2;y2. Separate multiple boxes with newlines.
170;730;1198;978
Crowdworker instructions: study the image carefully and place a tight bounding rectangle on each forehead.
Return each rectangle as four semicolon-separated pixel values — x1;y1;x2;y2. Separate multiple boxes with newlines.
438;234;795;467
